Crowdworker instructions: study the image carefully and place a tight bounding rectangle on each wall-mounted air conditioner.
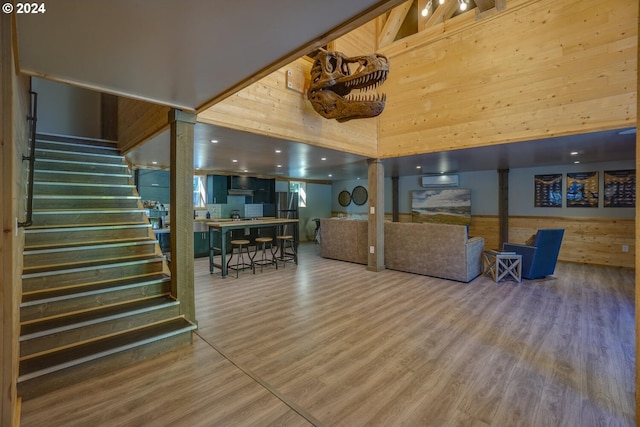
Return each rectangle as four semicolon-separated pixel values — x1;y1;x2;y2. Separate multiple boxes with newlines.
421;174;459;187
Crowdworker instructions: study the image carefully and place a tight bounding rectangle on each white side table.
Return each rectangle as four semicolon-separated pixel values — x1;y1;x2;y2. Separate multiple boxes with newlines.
483;250;522;283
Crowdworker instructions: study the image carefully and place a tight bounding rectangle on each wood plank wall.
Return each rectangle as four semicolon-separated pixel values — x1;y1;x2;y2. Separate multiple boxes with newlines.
377;0;638;157
1;12;30;424
116;97;170;154
469;215;635;268
197;26;380;158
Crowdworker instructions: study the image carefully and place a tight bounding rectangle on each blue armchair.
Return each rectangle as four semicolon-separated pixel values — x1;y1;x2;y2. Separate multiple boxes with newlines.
503;229;565;280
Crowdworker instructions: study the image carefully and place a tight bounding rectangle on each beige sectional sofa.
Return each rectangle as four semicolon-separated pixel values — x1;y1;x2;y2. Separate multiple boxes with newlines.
384;222;484;283
319;218;368;264
320;218;484;283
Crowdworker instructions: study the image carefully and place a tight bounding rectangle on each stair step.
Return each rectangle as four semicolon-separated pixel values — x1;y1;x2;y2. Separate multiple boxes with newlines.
33;181;137;196
34;169;132;185
22;257;166;293
21;274;172;322
20;296;180;358
35;147;125;165
30;208;147;227
23;240;159;270
25;224;153;249
36;133;118;149
17;317;196;399
34;158;128;175
33;195;141;210
35;139;120;156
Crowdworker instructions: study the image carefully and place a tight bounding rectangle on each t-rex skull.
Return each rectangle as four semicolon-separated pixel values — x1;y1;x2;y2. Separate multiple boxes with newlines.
307;50;389;122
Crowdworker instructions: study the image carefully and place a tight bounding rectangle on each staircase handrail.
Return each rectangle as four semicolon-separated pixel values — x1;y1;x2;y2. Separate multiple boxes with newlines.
18;88;38;228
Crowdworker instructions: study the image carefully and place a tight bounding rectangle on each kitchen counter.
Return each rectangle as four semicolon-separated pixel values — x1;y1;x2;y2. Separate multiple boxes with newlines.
208;218;299;277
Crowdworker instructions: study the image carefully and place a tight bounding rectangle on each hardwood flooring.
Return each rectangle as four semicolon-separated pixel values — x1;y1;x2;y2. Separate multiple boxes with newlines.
20;243;635;426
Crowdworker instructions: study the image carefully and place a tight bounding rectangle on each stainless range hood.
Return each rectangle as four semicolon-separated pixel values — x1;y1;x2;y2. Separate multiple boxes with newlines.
227;188;254;196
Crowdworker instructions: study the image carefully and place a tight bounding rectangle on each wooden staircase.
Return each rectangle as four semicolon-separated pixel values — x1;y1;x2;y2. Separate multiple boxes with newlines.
19;134;196;399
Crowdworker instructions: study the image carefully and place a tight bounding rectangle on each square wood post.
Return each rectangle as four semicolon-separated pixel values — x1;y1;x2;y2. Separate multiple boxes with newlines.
169;109;196;324
367;158;385;272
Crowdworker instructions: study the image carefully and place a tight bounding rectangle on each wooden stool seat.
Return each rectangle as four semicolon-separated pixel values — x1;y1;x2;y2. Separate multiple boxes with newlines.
255;237;272;243
230;239;250;245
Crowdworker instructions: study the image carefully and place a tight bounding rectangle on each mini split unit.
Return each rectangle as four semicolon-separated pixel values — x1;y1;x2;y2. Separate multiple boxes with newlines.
421;174;459;187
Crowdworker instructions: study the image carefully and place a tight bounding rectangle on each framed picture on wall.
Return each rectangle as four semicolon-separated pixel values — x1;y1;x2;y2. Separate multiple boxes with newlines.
534;174;562;207
566;171;599;207
604;169;636;207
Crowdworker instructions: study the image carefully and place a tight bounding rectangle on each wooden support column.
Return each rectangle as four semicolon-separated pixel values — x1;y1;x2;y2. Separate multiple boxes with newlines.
169;110;196;324
391;175;399;222
367;159;385;272
498;168;509;249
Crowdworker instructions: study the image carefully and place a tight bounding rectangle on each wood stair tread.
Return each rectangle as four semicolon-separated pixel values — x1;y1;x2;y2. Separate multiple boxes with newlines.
20;296;179;338
18;317;196;381
25;236;154;251
25;222;149;231
24;238;158;253
22;253;164;275
21;273;171;302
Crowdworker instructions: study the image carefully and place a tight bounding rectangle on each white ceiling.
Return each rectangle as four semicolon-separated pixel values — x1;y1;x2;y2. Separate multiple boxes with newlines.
16;0;405;111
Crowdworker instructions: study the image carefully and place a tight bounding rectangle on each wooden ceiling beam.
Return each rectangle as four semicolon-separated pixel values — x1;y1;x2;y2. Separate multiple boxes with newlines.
378;1;414;48
423;0;459;29
474;0;496;12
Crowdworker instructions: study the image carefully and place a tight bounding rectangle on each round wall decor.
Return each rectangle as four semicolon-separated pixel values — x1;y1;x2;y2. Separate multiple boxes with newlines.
338;190;352;207
352;185;368;205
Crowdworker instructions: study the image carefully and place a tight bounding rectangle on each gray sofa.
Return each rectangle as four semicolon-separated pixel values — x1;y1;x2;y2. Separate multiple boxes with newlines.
320;218;485;283
385;222;484;282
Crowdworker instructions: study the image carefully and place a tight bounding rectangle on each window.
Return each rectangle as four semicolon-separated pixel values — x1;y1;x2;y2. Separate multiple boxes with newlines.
193;176;206;207
289;181;307;207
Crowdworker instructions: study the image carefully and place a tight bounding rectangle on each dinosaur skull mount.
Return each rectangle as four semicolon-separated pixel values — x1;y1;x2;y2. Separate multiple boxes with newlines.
307;50;389;122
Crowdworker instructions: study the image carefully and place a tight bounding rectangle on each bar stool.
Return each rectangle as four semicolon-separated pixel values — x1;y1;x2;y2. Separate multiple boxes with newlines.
275;235;297;268
252;237;277;273
227;239;253;277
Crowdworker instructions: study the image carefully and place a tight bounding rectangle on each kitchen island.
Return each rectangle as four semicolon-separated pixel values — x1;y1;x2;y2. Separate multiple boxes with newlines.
207;218;299;277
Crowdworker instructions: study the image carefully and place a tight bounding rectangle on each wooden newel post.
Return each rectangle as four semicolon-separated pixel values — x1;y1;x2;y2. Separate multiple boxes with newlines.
169;109;196;324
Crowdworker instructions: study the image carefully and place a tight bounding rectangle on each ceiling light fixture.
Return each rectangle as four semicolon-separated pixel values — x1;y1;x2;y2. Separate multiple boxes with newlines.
570;151;579;155
232;159;238;163
458;0;467;11
439;0;445;4
321;157;327;161
152;161;157;165
328;174;332;177
277;164;282;168
416;165;421;169
210;139;218;143
275;149;281;153
421;0;432;17
574;161;580;164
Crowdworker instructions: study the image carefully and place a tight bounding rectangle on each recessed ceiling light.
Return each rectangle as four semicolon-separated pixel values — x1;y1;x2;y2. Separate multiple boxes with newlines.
356;177;360;180
321;157;327;161
275;149;281;153
152;161;157;165
277;164;282;168
328;174;332;177
574;161;580;164
232;159;238;163
570;151;579;155
211;139;218;143
243;169;248;173
416;166;421;169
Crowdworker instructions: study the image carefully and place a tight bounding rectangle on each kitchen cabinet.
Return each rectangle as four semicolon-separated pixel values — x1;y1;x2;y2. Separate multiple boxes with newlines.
253;178;275;204
207;174;227;204
194;231;209;258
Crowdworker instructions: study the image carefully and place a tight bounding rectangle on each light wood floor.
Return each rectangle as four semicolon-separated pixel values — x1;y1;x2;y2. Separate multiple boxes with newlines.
20;243;635;426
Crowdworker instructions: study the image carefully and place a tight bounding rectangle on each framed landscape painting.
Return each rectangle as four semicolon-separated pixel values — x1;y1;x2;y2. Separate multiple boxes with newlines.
411;189;471;225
